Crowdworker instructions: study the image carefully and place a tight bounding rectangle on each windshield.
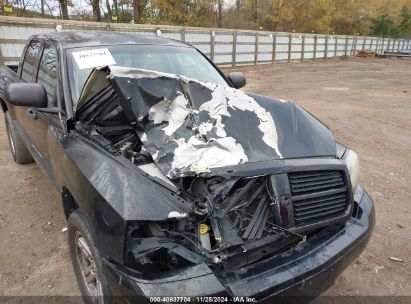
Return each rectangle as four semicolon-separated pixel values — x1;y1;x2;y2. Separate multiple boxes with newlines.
66;44;228;104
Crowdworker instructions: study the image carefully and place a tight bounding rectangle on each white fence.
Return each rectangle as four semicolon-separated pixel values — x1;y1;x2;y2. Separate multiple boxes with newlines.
1;15;410;66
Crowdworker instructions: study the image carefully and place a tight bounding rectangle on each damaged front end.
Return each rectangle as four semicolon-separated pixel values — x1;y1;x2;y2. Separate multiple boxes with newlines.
103;177;374;300
72;66;373;299
121;168;353;277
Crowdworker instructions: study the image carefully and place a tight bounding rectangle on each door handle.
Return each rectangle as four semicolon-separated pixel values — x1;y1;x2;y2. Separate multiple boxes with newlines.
27;108;38;120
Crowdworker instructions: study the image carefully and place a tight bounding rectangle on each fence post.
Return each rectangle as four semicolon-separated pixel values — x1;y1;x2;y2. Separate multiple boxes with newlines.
254;32;259;65
352;35;357;56
344;36;348;56
313;35;317;60
288;33;292;62
375;37;379;54
325;35;329;59
232;30;237;67
387;38;391;53
210;30;215;62
362;37;366;50
334;37;338;57
301;34;305;61
181;28;186;42
272;33;277;63
380;37;383;54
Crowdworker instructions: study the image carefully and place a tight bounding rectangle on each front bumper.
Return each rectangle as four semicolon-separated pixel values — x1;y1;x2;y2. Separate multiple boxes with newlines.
102;185;375;302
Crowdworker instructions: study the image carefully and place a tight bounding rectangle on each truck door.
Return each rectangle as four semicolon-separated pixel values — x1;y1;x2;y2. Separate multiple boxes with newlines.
14;42;60;178
30;43;61;177
11;40;43;161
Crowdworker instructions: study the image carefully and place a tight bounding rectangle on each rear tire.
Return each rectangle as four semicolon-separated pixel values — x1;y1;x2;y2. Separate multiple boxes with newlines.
68;210;111;304
4;111;33;164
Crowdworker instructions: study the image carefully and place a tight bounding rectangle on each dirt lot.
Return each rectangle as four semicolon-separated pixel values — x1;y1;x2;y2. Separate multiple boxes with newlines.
0;57;410;298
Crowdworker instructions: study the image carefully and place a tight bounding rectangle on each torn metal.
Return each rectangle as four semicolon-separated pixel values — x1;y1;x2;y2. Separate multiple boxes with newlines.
77;66;336;179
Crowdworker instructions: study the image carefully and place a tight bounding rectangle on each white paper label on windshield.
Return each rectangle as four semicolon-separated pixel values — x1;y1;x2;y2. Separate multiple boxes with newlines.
72;48;116;69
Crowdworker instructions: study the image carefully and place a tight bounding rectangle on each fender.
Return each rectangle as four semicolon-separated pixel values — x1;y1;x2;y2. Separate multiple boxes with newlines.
48;129;193;262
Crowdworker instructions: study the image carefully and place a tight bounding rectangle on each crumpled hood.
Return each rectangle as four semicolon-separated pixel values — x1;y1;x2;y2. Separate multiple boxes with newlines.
83;66;337;179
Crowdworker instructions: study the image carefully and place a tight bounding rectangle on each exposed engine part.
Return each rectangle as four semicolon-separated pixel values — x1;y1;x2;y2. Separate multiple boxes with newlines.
85;122;153;167
189;176;285;247
199;224;211;251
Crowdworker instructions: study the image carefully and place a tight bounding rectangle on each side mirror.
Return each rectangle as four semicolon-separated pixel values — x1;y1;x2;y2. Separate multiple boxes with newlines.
227;72;246;89
5;83;47;108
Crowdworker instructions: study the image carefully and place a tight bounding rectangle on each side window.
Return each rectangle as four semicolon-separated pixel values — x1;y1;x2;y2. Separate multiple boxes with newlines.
21;40;42;82
37;45;57;107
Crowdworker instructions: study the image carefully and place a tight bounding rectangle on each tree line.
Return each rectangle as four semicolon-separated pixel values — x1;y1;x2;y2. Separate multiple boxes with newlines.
2;0;411;37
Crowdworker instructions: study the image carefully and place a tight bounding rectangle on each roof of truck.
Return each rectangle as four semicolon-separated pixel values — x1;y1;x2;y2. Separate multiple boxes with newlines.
30;31;188;49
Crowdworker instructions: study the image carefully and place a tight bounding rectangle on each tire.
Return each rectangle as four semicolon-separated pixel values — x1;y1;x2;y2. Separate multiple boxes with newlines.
4;111;33;164
68;210;111;304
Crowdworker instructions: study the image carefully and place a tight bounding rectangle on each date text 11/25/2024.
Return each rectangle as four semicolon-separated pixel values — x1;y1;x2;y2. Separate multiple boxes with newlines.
149;297;257;302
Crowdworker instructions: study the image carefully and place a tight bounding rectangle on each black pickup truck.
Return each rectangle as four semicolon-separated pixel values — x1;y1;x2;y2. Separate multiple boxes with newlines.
0;32;374;303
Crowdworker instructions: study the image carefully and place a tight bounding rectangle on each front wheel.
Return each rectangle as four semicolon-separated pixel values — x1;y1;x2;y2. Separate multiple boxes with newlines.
68;210;110;304
4;111;33;164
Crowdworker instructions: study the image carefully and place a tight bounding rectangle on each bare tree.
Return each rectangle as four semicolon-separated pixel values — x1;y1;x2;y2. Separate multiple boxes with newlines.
236;0;241;28
88;0;102;21
41;0;45;16
105;0;112;18
217;0;223;27
58;0;69;19
253;0;258;23
133;0;146;24
113;0;119;19
43;0;59;16
15;0;30;14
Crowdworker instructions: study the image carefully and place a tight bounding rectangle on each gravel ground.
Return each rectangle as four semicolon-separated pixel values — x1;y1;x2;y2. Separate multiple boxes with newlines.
0;57;410;299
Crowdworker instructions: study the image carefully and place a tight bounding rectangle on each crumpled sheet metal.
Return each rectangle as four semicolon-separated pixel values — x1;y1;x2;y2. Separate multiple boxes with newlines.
108;67;336;179
146;83;283;178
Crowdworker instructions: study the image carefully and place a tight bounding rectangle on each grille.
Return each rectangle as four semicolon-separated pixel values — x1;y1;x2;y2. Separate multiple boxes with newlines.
288;171;349;226
220;177;276;240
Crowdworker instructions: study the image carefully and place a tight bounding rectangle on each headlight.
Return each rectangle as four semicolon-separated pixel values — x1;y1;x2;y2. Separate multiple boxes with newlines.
345;149;360;193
